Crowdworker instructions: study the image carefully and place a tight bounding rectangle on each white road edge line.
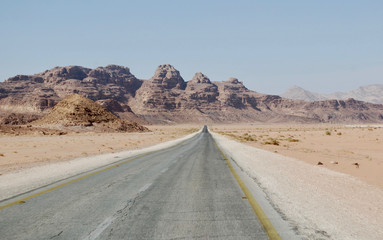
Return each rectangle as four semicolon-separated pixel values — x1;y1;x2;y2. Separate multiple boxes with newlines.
82;216;116;240
139;183;152;193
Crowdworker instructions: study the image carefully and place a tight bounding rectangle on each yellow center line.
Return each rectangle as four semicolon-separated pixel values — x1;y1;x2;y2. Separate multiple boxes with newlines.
213;139;282;240
0;153;151;211
0;132;200;211
0;130;202;211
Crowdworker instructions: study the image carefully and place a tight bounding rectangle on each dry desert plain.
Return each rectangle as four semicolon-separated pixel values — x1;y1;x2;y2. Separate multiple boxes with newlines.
0;125;200;175
1;124;382;190
210;124;383;189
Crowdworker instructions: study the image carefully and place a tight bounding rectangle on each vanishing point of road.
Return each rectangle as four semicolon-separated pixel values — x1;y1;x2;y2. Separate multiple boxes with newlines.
0;127;279;239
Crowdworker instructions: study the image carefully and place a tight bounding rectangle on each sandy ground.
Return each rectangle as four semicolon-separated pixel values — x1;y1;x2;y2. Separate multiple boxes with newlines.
0;127;202;201
212;132;383;240
0;125;200;175
210;124;383;189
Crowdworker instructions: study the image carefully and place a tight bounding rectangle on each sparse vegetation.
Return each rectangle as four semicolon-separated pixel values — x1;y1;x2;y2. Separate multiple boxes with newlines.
217;131;257;142
287;137;299;142
242;133;256;142
0;153;4;157
182;128;199;134
263;138;280;146
211;125;383;189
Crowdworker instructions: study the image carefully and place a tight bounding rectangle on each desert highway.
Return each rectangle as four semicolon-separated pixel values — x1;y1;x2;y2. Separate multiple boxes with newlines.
0;127;279;239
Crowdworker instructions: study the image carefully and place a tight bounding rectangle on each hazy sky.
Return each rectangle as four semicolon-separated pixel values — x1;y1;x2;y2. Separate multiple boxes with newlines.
1;0;382;94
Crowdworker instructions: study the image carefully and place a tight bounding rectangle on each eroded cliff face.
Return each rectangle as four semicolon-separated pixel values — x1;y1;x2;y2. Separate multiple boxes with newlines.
1;64;383;124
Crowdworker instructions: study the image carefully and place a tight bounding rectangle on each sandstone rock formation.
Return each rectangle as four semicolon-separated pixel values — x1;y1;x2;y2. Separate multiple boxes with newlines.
33;94;147;132
1;64;383;124
151;64;186;90
0;65;141;123
96;99;147;125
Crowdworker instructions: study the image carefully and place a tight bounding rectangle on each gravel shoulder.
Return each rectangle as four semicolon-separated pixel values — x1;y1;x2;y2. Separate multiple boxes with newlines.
212;131;383;240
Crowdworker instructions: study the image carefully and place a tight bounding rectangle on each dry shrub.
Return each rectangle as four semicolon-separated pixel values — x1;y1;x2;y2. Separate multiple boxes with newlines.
287;137;299;142
263;138;280;146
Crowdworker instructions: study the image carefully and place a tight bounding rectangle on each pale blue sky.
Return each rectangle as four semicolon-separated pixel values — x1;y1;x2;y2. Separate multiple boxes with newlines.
1;0;382;94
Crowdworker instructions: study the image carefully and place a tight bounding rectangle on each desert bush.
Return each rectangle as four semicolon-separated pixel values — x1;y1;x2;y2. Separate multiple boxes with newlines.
263;138;280;146
242;134;256;142
287;137;299;142
325;130;331;136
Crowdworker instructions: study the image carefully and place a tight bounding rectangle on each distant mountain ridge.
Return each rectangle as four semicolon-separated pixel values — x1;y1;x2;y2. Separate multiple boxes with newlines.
282;85;383;104
1;64;383;124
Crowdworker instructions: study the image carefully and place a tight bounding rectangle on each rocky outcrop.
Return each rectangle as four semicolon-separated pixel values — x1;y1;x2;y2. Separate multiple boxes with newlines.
150;64;186;90
33;94;147;132
85;65;142;93
189;72;211;84
130;64;187;113
184;73;219;109
0;65;141;115
0;113;40;125
96;99;132;114
40;66;90;84
1;64;383;124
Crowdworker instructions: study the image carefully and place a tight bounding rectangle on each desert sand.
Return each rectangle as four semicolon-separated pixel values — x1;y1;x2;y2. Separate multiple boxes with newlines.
2;123;382;189
213;132;383;239
0;125;200;175
210;124;383;189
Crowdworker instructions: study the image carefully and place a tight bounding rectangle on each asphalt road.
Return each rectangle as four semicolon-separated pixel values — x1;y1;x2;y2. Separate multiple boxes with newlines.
0;127;270;239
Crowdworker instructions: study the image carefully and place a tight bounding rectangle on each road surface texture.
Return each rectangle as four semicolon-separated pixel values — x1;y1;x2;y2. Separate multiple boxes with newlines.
0;127;274;239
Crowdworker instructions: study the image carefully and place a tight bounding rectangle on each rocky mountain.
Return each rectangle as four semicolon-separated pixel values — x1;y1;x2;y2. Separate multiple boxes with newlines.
0;65;141;113
282;85;383;104
1;64;383;124
281;86;328;102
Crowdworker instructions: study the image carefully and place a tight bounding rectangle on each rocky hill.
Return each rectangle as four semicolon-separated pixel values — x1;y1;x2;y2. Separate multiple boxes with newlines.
1;64;383;124
33;94;147;132
282;85;383;104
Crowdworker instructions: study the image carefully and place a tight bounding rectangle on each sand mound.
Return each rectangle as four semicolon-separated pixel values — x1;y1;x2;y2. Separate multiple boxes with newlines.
33;94;147;132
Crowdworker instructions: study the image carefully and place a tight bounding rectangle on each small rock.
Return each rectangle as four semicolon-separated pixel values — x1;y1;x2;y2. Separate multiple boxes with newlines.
353;162;360;168
317;161;324;165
